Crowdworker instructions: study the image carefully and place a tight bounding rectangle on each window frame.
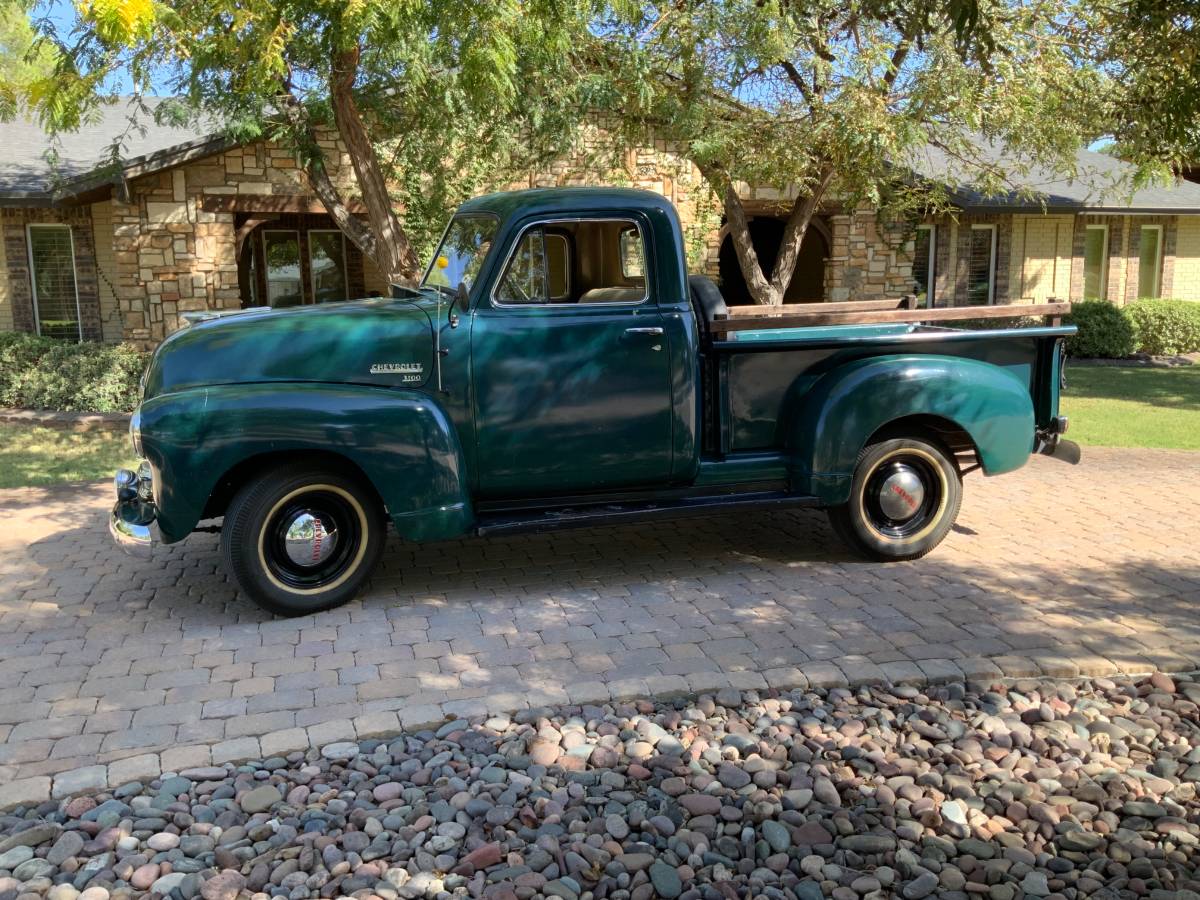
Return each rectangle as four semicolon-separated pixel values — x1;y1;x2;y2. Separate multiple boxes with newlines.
618;226;646;280
914;224;936;308
26;223;83;342
1082;224;1109;301
262;229;304;307
1138;224;1163;298
307;229;349;304
544;232;571;301
968;223;998;306
490;216;651;309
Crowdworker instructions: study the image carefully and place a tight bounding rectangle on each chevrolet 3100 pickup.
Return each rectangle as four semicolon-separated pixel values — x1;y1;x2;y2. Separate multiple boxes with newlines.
110;187;1078;615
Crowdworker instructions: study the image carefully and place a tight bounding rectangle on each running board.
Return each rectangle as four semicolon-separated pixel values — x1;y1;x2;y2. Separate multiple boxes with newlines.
473;491;820;537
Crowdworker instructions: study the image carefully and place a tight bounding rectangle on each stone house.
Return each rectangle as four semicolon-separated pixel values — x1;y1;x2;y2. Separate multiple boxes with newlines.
3;100;1200;345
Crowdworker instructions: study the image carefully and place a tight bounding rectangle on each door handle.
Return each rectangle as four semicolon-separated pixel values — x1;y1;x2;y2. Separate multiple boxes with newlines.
624;327;665;336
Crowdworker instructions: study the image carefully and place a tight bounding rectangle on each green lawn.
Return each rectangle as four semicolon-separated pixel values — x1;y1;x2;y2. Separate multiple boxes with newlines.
0;424;136;489
1062;365;1200;450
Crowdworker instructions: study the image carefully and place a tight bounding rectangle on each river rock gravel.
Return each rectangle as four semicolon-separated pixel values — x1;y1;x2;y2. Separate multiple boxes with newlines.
2;673;1198;900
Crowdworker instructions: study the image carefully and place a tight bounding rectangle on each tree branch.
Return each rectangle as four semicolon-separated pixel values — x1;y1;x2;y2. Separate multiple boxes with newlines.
329;44;421;284
698;161;778;306
769;167;835;300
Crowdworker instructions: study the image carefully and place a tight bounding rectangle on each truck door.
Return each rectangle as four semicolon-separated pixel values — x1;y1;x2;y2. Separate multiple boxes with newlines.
470;216;675;498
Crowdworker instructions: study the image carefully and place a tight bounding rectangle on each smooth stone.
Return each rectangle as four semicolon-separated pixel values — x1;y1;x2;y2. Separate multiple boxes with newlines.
238;785;280;813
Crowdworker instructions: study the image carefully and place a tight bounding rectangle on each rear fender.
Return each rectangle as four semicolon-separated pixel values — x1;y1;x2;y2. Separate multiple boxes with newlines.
136;383;471;543
788;355;1035;504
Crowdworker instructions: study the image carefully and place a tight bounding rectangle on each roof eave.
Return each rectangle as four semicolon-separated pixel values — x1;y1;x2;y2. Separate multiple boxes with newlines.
1;131;238;208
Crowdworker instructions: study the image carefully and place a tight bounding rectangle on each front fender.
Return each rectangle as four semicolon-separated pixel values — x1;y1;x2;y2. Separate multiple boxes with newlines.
136;383;471;543
788;355;1035;504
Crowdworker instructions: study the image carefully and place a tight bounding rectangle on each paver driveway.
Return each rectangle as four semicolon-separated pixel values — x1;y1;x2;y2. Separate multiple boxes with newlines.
1;447;1198;800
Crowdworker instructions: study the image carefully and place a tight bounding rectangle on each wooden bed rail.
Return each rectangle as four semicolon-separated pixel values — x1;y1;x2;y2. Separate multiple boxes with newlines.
711;296;1072;333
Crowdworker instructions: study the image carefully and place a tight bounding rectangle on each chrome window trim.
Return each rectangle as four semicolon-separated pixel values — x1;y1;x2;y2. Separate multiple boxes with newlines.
489;216;650;309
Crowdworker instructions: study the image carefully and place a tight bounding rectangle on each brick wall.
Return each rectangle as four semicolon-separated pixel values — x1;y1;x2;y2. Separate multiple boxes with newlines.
90;201;125;342
1009;215;1072;302
0;206;102;340
1173;218;1200;300
0;217;9;333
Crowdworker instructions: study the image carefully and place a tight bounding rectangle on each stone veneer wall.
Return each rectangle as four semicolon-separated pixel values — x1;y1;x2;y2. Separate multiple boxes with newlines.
824;209;916;302
112;137;362;342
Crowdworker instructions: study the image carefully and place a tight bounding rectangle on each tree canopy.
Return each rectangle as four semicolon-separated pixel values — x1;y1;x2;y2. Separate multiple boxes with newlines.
593;0;1113;304
0;1;55;118
4;0;1198;302
6;0;593;282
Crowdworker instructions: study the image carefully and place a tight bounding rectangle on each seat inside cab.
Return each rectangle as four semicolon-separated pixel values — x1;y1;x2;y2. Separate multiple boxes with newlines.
496;219;646;305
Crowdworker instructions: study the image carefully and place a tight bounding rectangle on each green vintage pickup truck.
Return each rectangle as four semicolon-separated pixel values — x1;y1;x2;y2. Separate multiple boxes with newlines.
111;187;1077;615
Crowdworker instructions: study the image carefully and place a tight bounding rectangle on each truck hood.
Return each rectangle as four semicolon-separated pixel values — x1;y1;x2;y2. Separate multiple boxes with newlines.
141;296;441;399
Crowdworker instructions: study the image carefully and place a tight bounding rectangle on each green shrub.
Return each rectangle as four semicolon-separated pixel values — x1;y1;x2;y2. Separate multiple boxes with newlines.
0;332;148;412
1125;299;1200;356
1063;300;1140;358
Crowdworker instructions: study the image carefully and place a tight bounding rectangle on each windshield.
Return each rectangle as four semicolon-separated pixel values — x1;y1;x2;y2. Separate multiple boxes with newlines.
422;214;499;292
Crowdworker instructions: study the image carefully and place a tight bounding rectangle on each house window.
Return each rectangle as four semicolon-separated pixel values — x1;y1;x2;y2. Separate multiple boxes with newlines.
1138;225;1162;298
967;224;997;306
913;225;936;308
26;224;82;341
309;230;348;303
263;230;303;307
1083;225;1109;301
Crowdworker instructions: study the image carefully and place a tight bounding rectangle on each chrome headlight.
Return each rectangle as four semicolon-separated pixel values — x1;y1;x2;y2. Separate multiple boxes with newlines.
136;459;154;502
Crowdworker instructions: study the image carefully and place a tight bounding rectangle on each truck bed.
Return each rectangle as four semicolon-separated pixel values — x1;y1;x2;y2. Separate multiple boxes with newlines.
707;322;1071;454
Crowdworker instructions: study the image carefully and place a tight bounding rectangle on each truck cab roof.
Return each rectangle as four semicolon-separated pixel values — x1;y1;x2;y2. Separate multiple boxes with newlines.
457;187;680;221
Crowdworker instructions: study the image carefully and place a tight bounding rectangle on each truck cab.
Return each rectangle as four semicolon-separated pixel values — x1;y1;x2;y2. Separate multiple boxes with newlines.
112;188;1076;616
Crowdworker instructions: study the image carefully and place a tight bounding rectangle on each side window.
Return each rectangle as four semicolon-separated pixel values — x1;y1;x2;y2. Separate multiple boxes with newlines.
497;229;547;304
497;227;572;304
620;227;645;279
495;219;647;305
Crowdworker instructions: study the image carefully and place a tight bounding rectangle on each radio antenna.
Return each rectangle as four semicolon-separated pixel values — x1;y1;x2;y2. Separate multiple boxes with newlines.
434;288;444;394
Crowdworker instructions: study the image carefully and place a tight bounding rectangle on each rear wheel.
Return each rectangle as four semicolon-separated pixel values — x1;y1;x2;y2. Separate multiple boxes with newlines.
222;463;385;615
828;436;962;561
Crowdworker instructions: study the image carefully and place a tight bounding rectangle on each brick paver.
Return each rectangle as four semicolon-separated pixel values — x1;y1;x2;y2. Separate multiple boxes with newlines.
1;447;1198;801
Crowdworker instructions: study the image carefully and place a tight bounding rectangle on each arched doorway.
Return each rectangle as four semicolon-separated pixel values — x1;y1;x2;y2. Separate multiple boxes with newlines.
718;217;829;306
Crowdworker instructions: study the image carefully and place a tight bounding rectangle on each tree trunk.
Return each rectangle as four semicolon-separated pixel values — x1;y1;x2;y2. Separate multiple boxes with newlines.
721;183;781;306
768;167;835;301
710;167;835;306
329;45;421;286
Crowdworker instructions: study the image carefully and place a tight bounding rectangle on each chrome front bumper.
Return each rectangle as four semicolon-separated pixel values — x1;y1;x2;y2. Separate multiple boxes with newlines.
109;466;159;557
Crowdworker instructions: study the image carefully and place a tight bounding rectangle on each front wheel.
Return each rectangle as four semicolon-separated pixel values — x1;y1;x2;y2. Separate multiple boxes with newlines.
222;463;386;615
827;436;963;562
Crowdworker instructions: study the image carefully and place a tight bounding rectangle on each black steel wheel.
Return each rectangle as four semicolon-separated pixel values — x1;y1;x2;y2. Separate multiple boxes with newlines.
828;436;962;561
222;463;385;615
